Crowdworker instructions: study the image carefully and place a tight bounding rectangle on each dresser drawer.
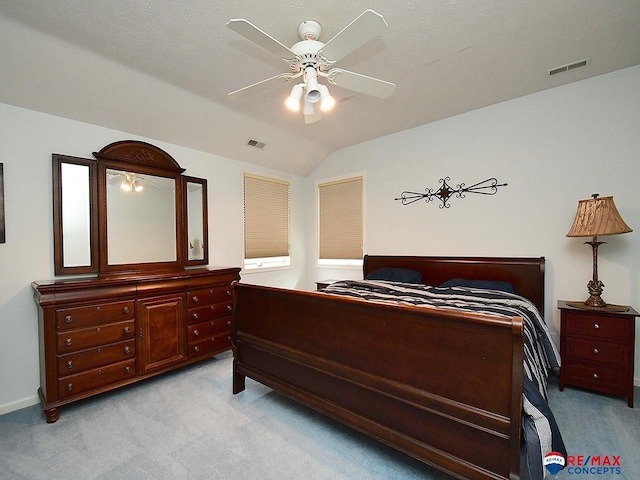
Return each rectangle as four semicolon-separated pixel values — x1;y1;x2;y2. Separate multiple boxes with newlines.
57;339;136;375
56;300;135;331
187;302;233;324
58;359;136;399
563;361;627;392
565;337;630;367
564;312;630;341
56;320;135;353
187;286;233;308
187;317;231;343
188;334;230;359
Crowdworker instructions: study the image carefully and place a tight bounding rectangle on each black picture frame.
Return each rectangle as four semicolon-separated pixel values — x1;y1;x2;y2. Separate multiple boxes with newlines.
0;163;5;243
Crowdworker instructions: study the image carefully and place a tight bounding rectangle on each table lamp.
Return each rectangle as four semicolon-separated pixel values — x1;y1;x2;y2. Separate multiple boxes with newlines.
566;193;632;311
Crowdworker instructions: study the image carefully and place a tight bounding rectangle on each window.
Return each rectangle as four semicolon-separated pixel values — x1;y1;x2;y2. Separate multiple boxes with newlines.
243;174;290;270
318;176;363;265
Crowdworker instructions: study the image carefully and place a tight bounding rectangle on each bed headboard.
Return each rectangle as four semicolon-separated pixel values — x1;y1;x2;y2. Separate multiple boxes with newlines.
363;255;545;314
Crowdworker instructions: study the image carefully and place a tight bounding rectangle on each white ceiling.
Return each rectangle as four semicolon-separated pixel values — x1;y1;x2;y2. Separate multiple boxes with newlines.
1;1;639;176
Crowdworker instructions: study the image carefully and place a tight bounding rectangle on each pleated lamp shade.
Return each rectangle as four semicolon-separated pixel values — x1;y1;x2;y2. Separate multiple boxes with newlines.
566;195;632;238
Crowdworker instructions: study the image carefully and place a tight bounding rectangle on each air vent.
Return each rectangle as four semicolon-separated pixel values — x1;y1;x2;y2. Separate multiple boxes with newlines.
246;139;266;149
548;58;590;76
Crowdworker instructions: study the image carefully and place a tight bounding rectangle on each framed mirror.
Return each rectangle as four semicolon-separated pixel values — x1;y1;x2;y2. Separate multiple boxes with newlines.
52;155;98;275
95;141;185;274
183;176;208;266
52;140;209;276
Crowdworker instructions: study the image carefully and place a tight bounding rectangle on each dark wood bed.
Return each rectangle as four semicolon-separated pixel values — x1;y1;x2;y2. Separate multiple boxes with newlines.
232;255;547;480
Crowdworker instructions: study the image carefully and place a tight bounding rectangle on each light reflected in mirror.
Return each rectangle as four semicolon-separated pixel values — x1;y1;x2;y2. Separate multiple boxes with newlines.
106;169;177;265
60;163;92;267
187;181;205;261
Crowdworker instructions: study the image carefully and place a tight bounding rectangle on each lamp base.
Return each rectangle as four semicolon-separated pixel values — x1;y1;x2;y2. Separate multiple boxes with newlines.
565;300;629;312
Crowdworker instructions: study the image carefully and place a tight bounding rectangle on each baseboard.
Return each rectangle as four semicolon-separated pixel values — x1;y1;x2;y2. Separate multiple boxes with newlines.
0;395;40;416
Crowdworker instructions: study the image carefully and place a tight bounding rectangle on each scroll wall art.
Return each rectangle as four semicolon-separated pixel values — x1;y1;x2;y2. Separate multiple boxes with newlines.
395;177;507;209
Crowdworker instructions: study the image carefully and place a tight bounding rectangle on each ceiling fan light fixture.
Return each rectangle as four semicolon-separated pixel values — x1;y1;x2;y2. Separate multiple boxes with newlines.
285;83;304;111
227;10;395;124
319;85;335;112
304;66;321;103
302;95;315;115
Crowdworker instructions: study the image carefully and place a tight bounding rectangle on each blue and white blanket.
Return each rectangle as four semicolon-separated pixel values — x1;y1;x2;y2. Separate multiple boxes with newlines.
323;280;567;480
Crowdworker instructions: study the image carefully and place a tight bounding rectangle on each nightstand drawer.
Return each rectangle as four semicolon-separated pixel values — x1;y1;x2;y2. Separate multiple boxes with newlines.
564;312;630;341
565;337;629;367
563;362;627;391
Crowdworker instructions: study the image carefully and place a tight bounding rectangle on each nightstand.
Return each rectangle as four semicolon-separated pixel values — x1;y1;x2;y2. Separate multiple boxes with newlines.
558;300;638;407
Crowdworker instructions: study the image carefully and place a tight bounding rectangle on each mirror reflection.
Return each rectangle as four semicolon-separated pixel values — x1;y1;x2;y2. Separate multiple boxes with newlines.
106;169;177;265
187;181;205;261
61;162;92;267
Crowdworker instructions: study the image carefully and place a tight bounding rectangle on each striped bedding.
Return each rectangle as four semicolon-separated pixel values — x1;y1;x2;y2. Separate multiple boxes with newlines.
323;280;567;480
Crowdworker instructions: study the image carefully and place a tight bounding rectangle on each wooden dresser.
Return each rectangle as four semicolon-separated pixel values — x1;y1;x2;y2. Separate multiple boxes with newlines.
32;267;240;422
558;300;638;407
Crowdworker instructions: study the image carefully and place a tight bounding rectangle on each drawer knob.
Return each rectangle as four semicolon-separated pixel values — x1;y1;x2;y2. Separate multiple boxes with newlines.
65;338;72;346
124;346;131;354
194;329;200;337
192;313;199;320
66;360;74;369
226;290;232;296
66;383;74;391
227;321;231;326
593;348;599;354
123;326;130;334
123;306;130;314
192;296;199;303
65;315;72;324
227;305;232;312
594;323;600;329
194;346;200;353
124;366;131;374
593;373;599;379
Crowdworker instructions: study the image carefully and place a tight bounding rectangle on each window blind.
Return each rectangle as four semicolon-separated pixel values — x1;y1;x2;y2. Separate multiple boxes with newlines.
318;176;363;260
244;174;290;259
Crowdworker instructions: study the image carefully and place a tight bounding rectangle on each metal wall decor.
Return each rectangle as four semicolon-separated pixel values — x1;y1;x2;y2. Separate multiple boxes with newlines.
395;177;507;209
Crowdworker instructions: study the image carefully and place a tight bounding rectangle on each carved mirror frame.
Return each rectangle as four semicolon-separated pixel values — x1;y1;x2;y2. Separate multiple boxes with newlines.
52;140;209;275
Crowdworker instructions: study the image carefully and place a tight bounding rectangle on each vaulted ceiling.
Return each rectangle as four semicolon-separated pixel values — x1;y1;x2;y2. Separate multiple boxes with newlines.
1;1;639;175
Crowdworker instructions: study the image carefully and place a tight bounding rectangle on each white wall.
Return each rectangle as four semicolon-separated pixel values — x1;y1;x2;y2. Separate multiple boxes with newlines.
306;66;640;384
0;103;307;413
2;66;639;414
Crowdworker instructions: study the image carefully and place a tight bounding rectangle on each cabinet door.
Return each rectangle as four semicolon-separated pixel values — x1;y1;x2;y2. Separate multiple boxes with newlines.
137;294;186;374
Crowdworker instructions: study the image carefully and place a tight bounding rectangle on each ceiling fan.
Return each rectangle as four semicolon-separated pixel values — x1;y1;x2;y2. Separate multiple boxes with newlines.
226;9;396;124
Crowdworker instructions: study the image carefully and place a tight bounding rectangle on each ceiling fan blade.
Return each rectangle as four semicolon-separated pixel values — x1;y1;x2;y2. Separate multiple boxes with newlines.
227;19;296;60
327;69;395;99
321;10;388;62
228;73;294;100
